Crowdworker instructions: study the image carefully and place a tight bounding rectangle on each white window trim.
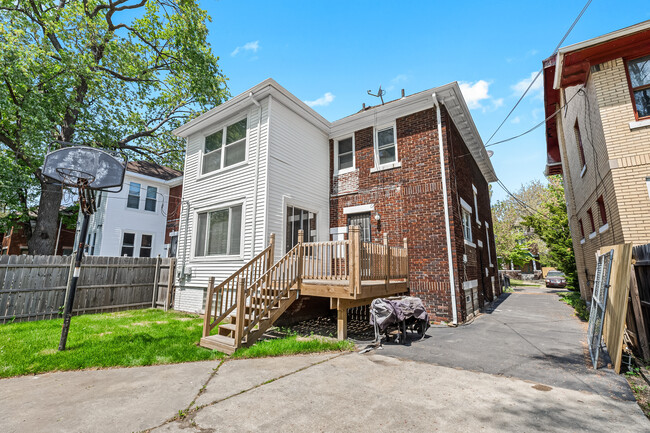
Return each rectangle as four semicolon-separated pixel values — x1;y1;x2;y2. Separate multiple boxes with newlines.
198;114;249;178
144;186;157;213
599;223;609;233
460;197;472;213
485;222;493;267
630;118;650;130
464;239;476;249
580;164;587;178
120;230;137;257
463;279;478;290
580;238;586;244
472;185;480;226
334;135;356;175
126;181;141;210
477;240;483;248
343;204;374;214
283;200;319;249
138;233;155;258
646;177;650;200
191;200;245;261
372;122;399;170
589;231;597;240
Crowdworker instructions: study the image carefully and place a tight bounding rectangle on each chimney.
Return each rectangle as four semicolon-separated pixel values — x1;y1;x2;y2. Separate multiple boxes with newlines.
401;89;405;98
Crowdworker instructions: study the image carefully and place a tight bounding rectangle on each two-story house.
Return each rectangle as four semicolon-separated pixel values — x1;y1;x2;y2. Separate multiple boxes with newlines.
173;78;499;326
543;20;650;300
78;160;183;258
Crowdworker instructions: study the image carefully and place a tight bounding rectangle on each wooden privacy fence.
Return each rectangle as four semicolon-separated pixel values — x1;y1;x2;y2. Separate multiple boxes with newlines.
0;255;176;324
628;244;650;361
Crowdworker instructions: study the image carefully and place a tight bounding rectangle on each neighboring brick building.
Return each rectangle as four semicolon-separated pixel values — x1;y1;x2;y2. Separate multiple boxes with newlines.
543;20;650;300
165;183;183;257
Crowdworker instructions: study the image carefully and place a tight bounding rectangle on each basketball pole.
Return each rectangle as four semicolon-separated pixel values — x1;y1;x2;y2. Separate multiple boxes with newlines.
58;212;90;351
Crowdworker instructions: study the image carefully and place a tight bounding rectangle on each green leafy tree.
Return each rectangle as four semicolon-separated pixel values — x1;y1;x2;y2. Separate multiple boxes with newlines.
0;0;227;254
522;176;578;289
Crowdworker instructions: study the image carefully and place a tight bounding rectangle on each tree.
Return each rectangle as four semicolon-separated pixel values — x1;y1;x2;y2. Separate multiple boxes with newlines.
522;176;578;289
492;180;551;269
0;0;227;254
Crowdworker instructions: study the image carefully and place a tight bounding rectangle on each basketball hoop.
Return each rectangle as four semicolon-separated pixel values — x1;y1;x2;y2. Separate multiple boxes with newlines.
41;144;127;351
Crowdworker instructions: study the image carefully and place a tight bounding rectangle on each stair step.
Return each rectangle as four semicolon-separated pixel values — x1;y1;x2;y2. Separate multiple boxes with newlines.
200;334;237;355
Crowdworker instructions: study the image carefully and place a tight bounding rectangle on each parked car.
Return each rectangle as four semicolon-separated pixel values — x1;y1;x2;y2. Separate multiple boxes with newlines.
545;271;567;288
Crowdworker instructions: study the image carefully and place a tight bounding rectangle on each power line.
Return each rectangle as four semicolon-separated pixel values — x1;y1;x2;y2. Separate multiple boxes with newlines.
484;0;593;146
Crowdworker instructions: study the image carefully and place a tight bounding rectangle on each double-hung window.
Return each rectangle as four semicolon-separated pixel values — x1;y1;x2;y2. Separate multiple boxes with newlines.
375;126;397;166
597;196;607;226
195;205;243;256
140;234;152;257
127;182;140;209
573;121;586;172
145;186;157;212
626;55;650;119
121;233;135;257
336;137;354;172
587;208;596;233
202;118;247;175
461;209;472;243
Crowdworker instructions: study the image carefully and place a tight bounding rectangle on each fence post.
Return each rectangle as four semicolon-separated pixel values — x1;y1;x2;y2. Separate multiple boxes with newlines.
349;226;360;296
297;229;304;290
165;259;176;311
234;277;246;348
151;255;161;308
202;277;215;338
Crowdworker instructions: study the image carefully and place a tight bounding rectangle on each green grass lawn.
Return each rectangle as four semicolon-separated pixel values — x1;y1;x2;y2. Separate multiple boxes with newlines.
509;279;543;287
0;309;355;378
558;291;590;321
0;309;224;378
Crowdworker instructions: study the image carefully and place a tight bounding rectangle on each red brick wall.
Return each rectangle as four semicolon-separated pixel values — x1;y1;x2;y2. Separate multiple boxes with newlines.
329;106;499;322
165;184;183;244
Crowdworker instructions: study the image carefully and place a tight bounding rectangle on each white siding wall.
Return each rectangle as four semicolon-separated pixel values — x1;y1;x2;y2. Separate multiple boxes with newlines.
266;98;330;259
98;173;170;257
175;98;270;313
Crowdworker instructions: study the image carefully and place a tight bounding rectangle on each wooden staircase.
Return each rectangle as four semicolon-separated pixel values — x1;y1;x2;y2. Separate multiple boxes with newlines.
200;234;302;354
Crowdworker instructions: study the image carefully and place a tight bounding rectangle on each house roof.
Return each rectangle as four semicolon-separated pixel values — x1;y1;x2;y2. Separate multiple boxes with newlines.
174;79;497;183
126;160;183;181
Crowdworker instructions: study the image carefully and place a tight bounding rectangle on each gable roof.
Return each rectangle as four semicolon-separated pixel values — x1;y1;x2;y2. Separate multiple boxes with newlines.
126;160;183;181
173;79;497;183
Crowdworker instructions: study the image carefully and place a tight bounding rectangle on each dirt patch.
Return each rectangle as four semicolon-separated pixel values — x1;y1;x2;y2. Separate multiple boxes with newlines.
532;384;553;392
98;332;113;337
38;348;57;356
130;322;152;327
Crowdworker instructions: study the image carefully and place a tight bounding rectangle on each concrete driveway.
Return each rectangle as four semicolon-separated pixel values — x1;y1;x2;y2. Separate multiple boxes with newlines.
1;284;648;432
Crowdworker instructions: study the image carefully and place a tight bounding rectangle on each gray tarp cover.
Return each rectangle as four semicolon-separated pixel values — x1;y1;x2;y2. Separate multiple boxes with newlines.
370;296;428;333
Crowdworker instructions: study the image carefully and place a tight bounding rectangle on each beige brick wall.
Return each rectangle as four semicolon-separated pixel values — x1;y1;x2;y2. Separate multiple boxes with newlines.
557;57;650;299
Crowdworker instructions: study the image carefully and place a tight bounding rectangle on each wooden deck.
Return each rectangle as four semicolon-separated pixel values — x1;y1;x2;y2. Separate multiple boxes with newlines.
200;226;409;351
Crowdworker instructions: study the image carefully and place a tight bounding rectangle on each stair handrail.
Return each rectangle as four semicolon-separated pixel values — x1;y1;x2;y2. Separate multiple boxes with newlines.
202;234;275;338
239;243;301;342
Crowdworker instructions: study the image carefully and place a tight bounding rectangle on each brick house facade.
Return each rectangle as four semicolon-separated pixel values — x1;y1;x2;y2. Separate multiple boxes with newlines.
329;103;499;323
543;21;650;301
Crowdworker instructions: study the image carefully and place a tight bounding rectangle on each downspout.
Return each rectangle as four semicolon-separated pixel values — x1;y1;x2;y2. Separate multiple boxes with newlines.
180;198;190;277
249;92;263;256
432;93;458;325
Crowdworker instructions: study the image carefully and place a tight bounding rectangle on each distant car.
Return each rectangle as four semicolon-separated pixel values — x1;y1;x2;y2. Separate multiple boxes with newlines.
545;271;567;288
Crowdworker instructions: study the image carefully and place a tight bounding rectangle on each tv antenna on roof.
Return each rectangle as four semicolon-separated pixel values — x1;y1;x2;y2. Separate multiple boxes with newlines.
41;144;127;351
367;86;386;105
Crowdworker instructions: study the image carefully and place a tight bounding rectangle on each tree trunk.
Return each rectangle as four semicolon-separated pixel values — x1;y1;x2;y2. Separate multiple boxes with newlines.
28;180;63;255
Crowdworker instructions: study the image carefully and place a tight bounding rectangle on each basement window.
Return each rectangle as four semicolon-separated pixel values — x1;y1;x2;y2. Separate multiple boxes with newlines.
626;55;650;119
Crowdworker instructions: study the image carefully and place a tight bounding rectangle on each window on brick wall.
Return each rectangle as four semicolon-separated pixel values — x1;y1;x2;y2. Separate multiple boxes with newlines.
573;121;587;173
335;136;355;173
461;209;472;243
579;219;585;239
374;125;397;166
587;208;595;233
626;54;650;119
597;196;607;226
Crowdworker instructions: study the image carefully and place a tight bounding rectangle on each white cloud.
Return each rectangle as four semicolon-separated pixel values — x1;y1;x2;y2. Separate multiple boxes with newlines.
304;92;335;107
512;71;544;100
231;40;259;57
459;80;502;112
511;116;521;124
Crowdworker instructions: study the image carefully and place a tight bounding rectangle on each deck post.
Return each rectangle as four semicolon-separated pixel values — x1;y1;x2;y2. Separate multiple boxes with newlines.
404;238;409;284
266;234;275;293
234;277;246;348
337;304;348;340
297;229;304;289
383;233;390;286
202;277;215;338
349;225;361;296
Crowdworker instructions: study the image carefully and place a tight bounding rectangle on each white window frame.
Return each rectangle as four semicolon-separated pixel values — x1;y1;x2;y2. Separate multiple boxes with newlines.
334;135;356;175
371;122;401;171
200;115;248;177
139;233;154;258
120;231;137;257
192;201;244;259
283;202;319;253
472;185;481;226
144;186;157;213
485;222;493;267
126;182;141;209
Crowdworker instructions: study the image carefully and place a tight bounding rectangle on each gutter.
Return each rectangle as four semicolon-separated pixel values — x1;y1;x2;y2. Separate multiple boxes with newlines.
249;92;263;256
432;93;458;325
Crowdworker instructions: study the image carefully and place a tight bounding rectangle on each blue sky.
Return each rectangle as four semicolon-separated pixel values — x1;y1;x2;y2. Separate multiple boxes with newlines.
201;0;648;202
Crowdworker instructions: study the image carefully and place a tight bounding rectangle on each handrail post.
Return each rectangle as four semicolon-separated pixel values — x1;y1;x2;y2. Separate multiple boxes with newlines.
267;233;275;270
404;238;409;282
297;229;304;290
202;277;215;338
234;277;246;348
383;233;390;286
349;225;360;296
